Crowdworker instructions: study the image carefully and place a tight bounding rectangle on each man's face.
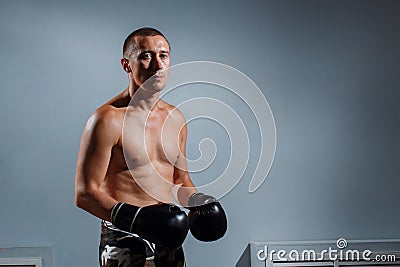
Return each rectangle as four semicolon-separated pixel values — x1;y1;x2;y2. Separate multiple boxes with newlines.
126;35;170;92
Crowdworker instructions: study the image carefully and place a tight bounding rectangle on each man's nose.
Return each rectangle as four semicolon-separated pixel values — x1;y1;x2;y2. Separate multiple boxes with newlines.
151;56;163;71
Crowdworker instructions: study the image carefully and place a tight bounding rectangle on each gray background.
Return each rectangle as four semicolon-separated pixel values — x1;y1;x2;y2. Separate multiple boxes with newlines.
1;0;399;266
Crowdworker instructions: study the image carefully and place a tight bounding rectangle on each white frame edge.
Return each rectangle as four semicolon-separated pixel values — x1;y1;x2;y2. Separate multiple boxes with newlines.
0;257;43;267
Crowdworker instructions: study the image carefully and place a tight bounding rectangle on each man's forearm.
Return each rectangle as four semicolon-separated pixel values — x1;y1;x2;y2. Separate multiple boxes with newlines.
75;187;118;221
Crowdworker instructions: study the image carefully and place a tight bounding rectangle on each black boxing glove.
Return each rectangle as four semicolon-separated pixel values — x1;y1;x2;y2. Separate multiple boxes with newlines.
111;202;189;249
187;192;227;242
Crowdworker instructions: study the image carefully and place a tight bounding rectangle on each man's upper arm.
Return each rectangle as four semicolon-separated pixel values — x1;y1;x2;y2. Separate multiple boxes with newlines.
173;111;195;188
75;107;120;193
173;114;197;206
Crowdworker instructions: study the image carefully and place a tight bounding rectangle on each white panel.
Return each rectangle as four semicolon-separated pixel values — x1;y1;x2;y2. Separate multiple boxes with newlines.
0;257;42;267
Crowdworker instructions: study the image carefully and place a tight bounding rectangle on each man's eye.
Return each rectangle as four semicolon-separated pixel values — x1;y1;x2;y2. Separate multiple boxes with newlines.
141;54;151;60
160;54;168;59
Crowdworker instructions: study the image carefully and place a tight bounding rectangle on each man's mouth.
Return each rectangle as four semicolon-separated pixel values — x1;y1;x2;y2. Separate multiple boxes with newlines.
145;72;165;83
154;71;165;78
150;73;165;81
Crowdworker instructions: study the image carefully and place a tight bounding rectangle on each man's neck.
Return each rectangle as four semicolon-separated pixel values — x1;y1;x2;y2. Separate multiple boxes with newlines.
128;84;162;111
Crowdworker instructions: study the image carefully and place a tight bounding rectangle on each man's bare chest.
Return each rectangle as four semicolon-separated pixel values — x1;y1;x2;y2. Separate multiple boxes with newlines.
122;113;181;167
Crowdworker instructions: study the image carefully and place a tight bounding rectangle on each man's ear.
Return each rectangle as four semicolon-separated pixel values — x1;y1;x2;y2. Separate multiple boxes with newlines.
120;58;132;73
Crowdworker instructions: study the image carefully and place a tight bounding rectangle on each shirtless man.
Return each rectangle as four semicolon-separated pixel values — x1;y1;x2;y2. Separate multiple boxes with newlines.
75;28;227;267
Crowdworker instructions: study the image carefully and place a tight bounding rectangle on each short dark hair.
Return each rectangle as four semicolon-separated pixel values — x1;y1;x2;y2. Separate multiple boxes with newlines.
122;27;170;59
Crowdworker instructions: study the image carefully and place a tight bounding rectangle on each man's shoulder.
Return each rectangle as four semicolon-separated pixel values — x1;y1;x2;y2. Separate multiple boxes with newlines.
162;101;186;124
86;105;124;133
95;104;124;118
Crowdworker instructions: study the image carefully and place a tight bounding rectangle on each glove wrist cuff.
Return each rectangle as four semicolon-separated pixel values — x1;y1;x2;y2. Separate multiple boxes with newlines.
111;202;124;224
188;192;204;207
111;202;140;233
188;192;217;209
